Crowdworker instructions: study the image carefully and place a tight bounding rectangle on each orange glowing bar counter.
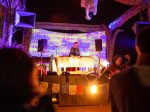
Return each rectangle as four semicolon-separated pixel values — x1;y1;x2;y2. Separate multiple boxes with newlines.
55;56;95;75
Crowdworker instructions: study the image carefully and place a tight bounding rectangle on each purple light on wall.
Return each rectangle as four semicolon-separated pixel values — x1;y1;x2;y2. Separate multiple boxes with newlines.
0;0;26;47
108;18;121;31
15;11;36;28
29;29;107;65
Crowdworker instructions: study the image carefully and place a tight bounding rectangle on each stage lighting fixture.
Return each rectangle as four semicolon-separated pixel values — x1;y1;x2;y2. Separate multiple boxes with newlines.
90;84;97;94
15;11;36;28
101;60;110;67
52;98;58;103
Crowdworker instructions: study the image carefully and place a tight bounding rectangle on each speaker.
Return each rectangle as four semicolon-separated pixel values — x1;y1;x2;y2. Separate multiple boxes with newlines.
15;11;36;28
95;39;102;51
136;21;150;34
12;28;24;44
38;39;47;52
47;71;58;76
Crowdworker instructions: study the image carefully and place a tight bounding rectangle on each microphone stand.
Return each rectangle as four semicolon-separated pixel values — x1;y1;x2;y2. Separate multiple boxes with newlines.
95;51;104;78
53;44;66;56
40;51;43;81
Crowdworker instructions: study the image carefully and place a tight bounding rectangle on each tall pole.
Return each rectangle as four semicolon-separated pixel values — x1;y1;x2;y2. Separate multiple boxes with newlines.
0;0;26;47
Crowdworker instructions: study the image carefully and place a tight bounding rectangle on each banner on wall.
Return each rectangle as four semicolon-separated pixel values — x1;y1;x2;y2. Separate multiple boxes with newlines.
61;84;69;94
52;83;60;93
77;85;84;95
69;85;77;95
40;82;49;94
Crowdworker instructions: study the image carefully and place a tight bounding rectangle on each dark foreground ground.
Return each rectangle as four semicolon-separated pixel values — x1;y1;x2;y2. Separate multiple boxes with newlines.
55;104;110;112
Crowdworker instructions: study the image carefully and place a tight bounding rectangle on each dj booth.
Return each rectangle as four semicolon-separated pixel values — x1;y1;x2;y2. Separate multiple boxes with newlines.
55;56;95;75
36;56;108;106
42;75;108;106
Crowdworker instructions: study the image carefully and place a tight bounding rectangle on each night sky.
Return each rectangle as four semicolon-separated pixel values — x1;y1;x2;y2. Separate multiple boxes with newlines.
26;0;132;25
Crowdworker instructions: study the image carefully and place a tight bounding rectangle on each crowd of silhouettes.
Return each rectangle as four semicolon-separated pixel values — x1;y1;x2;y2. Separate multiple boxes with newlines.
109;27;150;112
0;48;54;112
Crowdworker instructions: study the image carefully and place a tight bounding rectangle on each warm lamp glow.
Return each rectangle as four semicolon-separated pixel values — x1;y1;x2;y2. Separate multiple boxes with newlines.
101;60;109;67
90;85;97;94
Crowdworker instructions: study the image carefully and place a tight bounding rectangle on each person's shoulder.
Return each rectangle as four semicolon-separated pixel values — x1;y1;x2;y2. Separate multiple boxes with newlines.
109;64;116;68
111;67;134;82
37;95;55;112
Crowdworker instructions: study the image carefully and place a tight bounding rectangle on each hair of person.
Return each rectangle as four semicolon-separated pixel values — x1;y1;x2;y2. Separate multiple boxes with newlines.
112;54;122;64
136;27;150;54
0;48;35;106
74;42;78;44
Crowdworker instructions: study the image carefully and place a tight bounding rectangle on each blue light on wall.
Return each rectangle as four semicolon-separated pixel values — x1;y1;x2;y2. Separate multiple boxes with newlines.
29;29;107;64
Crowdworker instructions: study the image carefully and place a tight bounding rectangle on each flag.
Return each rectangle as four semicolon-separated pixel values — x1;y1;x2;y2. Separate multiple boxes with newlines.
77;85;84;95
52;83;60;93
69;85;77;95
81;0;98;20
61;84;69;94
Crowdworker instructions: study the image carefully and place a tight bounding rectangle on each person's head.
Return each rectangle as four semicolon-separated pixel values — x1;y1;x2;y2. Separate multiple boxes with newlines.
124;54;130;59
124;54;131;64
73;42;78;48
112;54;123;66
0;48;40;106
136;28;150;55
